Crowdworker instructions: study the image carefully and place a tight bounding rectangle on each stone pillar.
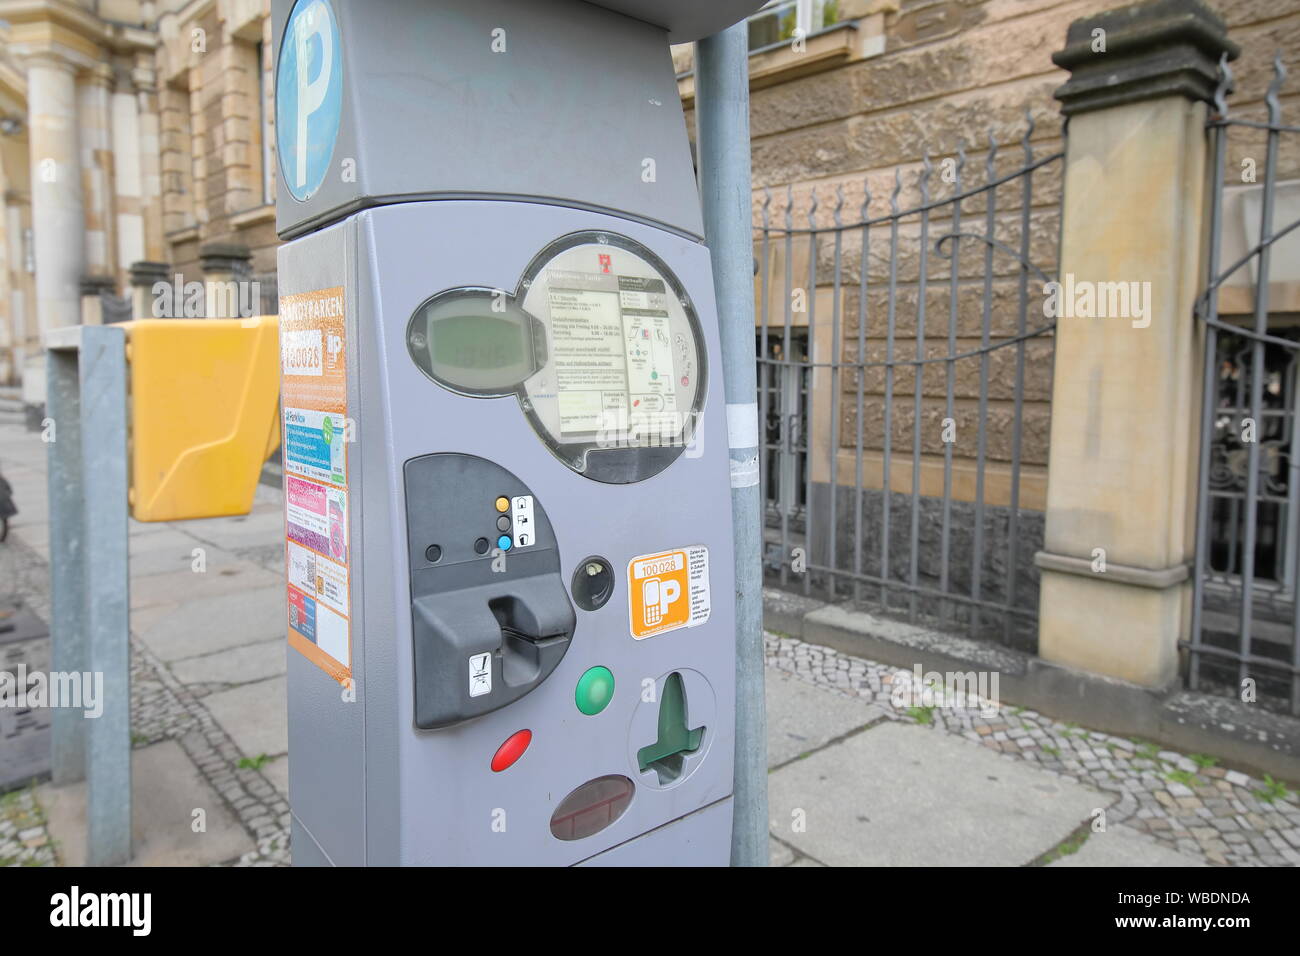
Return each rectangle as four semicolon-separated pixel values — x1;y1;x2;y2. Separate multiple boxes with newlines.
25;52;85;339
78;275;116;326
1034;0;1238;687
0;150;12;386
78;64;117;279
200;241;253;318
129;260;171;319
109;65;147;276
132;56;167;263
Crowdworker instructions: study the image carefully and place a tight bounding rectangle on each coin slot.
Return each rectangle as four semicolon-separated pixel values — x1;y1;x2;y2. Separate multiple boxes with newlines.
571;556;614;611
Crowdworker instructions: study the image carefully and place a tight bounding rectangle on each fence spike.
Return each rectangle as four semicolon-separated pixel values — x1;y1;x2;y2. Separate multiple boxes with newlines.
1213;52;1234;118
785;183;793;231
762;186;772;229
860;175;872;222
920;151;933;204
834;184;845;227
808;184;819;227
986;127;1000;182
889;166;902;216
1266;53;1287;126
1021;108;1036;161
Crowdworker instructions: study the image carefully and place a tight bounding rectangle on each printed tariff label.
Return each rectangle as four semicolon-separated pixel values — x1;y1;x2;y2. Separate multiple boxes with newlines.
281;286;351;685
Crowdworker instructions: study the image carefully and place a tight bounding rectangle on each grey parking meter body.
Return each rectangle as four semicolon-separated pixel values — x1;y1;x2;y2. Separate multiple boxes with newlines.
274;0;761;865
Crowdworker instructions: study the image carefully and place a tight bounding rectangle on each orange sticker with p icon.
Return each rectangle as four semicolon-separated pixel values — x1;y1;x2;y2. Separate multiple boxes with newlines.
627;546;710;639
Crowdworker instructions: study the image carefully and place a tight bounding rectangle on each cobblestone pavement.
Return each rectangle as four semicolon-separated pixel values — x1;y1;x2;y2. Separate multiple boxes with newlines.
765;632;1300;866
0;786;57;867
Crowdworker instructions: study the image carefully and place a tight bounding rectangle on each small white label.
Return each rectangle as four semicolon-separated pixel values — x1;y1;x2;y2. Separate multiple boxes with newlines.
469;652;492;698
726;401;759;449
511;495;536;549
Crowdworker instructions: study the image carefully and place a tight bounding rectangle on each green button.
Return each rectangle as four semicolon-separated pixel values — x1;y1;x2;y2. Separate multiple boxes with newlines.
575;666;615;716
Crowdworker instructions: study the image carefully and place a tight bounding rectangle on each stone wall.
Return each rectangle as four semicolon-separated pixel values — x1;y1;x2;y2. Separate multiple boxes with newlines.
157;0;277;292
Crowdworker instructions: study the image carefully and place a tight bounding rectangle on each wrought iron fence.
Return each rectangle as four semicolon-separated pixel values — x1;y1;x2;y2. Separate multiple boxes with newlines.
756;117;1063;651
1189;55;1300;716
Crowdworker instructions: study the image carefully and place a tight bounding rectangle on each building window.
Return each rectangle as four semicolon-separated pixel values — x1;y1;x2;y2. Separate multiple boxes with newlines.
748;0;841;52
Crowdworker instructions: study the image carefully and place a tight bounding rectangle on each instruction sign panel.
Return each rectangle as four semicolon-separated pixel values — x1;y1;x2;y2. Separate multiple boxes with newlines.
546;269;679;440
627;546;710;640
281;286;352;684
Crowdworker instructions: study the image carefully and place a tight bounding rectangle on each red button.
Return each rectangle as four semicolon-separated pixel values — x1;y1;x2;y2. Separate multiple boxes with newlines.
491;729;532;772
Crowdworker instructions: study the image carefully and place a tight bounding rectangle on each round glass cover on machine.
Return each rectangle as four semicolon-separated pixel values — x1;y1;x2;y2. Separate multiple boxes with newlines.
405;232;707;484
517;233;706;483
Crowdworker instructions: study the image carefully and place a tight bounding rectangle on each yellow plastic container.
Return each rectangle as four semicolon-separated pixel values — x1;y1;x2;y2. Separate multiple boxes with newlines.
124;317;281;521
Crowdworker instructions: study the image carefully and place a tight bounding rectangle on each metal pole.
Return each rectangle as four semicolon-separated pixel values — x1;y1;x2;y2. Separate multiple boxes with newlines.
79;325;131;865
46;346;86;785
696;23;767;867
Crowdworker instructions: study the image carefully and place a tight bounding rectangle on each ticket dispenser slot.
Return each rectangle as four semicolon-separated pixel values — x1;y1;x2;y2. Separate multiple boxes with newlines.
405;453;575;729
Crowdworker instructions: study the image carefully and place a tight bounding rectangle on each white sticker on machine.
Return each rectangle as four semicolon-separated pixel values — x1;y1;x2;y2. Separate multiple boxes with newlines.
627;546;711;640
469;653;492;698
511;495;535;548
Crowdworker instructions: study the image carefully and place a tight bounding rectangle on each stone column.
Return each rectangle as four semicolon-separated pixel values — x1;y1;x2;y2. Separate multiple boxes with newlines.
78;64;117;279
0;150;12;385
1034;0;1238;687
201;241;253;318
132;56;167;263
78;275;116;326
109;65;146;276
25;52;85;340
129;260;171;319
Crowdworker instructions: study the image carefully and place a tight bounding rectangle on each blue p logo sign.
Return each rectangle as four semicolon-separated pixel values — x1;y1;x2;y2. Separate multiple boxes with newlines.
276;0;342;202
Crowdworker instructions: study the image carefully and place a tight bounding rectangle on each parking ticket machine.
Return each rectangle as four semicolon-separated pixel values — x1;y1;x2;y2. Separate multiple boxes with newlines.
274;0;762;865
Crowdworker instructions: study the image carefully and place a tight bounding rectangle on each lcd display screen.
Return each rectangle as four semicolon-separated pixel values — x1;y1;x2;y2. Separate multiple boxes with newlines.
430;313;528;373
408;291;538;394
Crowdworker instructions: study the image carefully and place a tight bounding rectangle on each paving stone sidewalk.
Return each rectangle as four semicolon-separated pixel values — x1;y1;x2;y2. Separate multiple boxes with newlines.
1;420;1297;866
764;635;1300;866
0;422;289;866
